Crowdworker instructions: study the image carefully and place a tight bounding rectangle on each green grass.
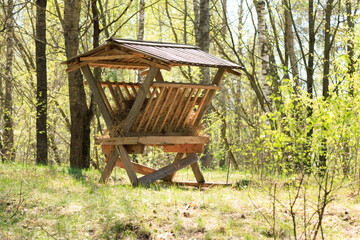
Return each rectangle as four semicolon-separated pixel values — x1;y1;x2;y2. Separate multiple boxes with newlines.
0;162;359;239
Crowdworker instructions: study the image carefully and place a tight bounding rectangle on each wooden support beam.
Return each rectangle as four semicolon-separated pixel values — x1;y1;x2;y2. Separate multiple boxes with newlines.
80;54;134;61
81;65;113;127
99;149;119;183
115;160;156;175
190;162;205;183
162;181;232;188
115;145;139;186
95;136;210;145
163;153;184;182
101;144;145;155
155;70;165;82
123;66;159;134
139;154;199;186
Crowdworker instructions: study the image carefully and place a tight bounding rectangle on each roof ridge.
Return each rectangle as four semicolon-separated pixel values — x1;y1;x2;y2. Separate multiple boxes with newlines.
107;38;199;49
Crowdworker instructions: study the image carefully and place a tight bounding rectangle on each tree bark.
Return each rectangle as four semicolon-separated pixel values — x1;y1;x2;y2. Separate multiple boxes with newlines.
64;0;92;169
36;0;48;165
254;0;271;105
3;0;15;162
199;0;210;83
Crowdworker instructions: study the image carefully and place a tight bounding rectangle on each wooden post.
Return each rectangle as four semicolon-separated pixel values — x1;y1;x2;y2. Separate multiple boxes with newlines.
81;65;139;186
163;153;184;182
190;161;205;183
123;66;159;134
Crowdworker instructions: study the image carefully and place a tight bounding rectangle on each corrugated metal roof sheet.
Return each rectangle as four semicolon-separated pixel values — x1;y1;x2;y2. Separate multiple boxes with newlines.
108;38;241;69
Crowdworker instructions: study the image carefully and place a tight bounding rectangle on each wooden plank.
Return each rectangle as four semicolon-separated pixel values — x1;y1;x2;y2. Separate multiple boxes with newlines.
136;87;158;132
95;136;210;145
193;68;226;126
163;144;204;153
151;87;173;132
107;81;122;110
88;61;149;69
227;68;242;77
115;145;139;186
181;88;201;129
81;66;113;127
174;88;195;130
162;181;232;188
159;88;180;132
98;82;112;111
139;154;199;186
80;54;134;61
101;144;145;154
115;160;156;175
163;153;184;182
97;81;221;90
143;87;165;131
129;83;138;97
123;66;159;134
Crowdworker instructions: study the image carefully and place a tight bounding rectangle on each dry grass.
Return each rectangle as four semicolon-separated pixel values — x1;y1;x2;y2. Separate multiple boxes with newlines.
0;163;359;239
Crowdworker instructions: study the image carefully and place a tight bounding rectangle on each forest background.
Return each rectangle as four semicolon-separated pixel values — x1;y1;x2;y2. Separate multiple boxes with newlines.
0;0;360;238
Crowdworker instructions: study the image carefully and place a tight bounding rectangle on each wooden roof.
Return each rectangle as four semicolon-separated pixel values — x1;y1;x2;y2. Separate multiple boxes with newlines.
63;38;242;72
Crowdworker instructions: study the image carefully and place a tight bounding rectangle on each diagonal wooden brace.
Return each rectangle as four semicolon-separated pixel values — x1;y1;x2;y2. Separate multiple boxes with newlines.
139;154;199;186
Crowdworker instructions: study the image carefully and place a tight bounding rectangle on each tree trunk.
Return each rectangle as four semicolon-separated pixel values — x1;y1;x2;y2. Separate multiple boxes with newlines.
193;0;200;46
319;0;334;172
137;0;145;82
3;0;15;162
254;0;271;106
36;0;48;165
64;0;92;169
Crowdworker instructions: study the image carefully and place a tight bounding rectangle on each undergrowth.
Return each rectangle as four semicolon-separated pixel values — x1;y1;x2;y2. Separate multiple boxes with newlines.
0;162;359;239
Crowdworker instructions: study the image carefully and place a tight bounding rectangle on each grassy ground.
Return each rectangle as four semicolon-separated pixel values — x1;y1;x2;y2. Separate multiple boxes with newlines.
0;162;359;239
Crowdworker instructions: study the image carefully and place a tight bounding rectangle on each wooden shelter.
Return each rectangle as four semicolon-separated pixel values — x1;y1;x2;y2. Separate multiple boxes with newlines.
63;38;242;187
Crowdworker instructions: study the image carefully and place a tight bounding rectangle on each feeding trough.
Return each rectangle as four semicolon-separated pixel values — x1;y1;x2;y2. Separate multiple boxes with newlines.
63;38;242;187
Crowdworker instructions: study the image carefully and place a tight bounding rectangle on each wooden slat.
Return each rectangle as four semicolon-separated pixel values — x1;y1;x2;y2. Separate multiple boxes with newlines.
143;87;165;131
123;66;159;134
123;85;132;100
139;154;199;186
169;88;187;128
95;136;210;145
129;83;138;97
115;84;127;109
107;81;122;110
174;88;195;130
159;88;180;132
181;88;201;129
136;87;158;132
151;87;173;132
192;89;210;124
80;54;134;61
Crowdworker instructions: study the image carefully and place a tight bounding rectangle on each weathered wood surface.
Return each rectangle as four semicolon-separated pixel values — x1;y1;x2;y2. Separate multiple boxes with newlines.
94;81;221;90
162;144;204;153
162;181;232;188
95;136;210;145
190;162;205;183
101;144;145;155
139;154;199;186
163;153;184;182
115;160;156;175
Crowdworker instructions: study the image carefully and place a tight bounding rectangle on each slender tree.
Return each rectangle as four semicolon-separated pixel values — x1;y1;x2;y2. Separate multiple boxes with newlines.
3;0;15;162
36;0;48;165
